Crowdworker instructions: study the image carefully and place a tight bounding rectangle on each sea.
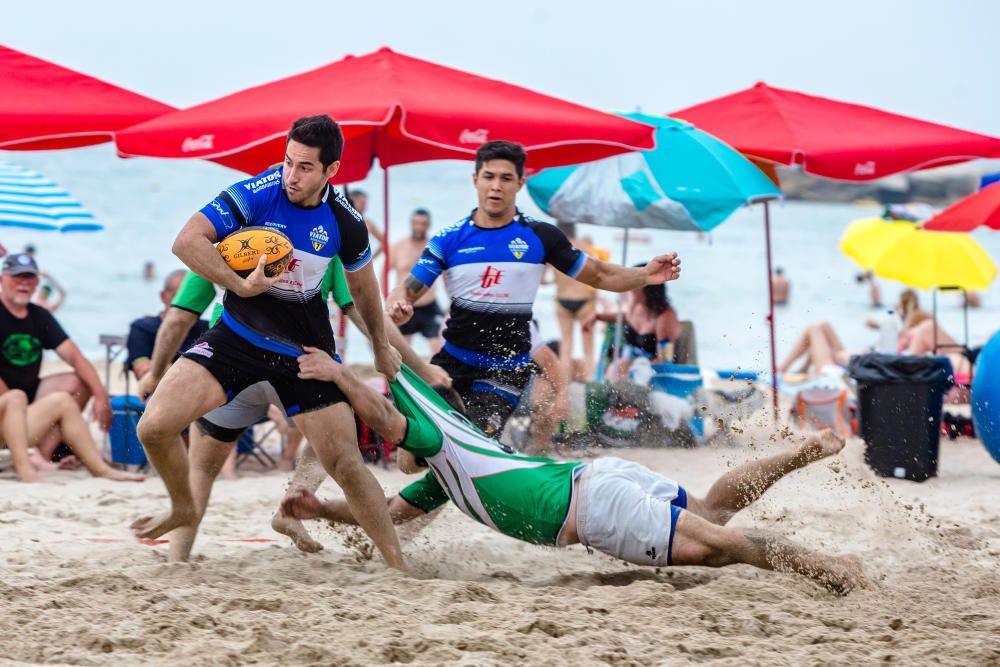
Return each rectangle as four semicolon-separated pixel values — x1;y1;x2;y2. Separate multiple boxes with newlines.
4;145;1000;375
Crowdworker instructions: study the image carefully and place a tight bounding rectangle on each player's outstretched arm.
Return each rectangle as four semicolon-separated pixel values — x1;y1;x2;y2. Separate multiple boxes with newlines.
343;306;451;389
573;252;682;292
172;213;278;298
281;488;426;526
385;274;429;326
297;347;408;444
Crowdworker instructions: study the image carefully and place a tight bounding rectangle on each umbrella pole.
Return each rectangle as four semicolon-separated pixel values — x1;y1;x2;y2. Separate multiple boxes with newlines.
611;227;630;376
382;167;390;298
764;201;779;421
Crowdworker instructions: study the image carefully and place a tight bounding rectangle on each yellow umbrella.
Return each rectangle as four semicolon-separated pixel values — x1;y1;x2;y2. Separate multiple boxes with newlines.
872;228;997;290
839;217;919;270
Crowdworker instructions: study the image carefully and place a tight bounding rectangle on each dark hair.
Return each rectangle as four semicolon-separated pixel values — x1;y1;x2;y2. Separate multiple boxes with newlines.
475;140;527;178
633;261;670;315
287;115;344;168
412;208;431;220
432;385;465;413
775;267;784;275
349;189;367;198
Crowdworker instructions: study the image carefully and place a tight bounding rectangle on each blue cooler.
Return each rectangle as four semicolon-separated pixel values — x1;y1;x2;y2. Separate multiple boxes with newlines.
650;365;705;439
110;395;147;466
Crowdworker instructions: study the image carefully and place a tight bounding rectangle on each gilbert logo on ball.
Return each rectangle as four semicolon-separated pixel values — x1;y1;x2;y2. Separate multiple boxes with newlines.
217;226;293;278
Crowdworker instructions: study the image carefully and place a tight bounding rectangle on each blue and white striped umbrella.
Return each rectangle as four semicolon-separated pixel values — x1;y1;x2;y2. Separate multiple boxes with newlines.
0;162;102;232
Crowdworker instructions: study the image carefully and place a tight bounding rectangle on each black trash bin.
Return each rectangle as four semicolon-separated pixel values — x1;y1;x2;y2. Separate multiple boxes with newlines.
848;354;954;481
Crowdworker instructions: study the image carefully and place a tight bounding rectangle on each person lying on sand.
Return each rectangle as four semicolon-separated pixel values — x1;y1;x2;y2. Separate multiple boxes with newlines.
281;351;867;593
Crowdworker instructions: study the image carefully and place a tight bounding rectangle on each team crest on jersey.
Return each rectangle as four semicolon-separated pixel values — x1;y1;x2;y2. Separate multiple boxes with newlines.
309;225;330;251
508;237;529;260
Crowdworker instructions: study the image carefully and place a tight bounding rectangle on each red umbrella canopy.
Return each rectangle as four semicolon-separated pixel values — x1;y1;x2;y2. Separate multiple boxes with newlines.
0;44;173;151
923;182;1000;232
115;47;656;182
671;82;1000;181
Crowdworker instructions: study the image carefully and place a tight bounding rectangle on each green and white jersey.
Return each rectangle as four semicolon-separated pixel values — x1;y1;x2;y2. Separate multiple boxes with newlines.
391;366;584;546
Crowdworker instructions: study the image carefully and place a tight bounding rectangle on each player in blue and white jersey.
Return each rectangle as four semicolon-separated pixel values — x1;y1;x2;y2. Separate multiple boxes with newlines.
386;141;682;436
133;115;406;570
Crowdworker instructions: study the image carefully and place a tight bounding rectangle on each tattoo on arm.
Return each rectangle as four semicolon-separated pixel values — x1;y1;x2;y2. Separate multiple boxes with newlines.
404;274;426;294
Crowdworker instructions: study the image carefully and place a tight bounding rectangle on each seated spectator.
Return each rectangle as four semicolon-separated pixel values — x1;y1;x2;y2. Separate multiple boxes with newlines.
126;269;208;380
0;254;143;482
584;268;680;379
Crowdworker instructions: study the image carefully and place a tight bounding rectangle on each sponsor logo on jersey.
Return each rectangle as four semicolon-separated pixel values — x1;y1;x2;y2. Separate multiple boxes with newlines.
186;342;214;359
243;170;282;194
457;246;486;254
210;200;234;229
309;225;330;251
334;191;363;222
263;221;287;229
459;128;490;144
480;265;503;288
284;258;302;272
508;237;529;260
182;134;214;152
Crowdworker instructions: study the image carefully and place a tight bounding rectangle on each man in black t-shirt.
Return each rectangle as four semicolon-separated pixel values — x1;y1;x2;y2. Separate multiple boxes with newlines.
0;254;143;483
125;269;207;380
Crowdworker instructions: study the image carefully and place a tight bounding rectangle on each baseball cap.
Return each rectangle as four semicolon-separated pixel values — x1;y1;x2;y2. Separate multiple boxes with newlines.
2;253;39;276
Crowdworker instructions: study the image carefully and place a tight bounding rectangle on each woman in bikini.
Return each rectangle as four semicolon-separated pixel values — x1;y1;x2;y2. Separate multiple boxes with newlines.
552;232;608;381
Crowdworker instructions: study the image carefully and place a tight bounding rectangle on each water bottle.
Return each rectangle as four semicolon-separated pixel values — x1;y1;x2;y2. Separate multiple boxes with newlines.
878;309;898;353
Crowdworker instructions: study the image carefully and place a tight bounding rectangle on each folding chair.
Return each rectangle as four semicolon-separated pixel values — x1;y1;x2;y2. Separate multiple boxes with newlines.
235;419;282;469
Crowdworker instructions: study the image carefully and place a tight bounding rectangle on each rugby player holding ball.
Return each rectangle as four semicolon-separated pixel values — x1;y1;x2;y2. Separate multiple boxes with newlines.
133;115;406;571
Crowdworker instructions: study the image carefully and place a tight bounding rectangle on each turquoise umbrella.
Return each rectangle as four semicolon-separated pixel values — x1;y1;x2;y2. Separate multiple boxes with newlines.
527;112;780;231
527;113;784;417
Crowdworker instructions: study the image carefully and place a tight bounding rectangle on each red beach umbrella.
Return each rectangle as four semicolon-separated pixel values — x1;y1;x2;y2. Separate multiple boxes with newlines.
670;82;1000;420
116;46;656;292
923;182;1000;232
0;44;173;150
671;82;1000;181
116;47;655;178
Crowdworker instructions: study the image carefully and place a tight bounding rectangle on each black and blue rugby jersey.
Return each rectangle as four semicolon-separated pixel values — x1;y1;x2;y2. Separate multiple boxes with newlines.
199;168;370;356
411;210;584;367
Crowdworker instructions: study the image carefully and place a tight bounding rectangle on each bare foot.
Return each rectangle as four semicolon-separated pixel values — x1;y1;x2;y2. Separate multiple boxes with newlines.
18;472;63;485
29;452;59;471
98;468;146;483
131;506;197;540
271;512;324;553
799;429;845;463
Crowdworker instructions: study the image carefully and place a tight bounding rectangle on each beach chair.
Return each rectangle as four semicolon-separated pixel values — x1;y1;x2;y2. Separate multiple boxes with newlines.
235;420;281;469
793;387;852;438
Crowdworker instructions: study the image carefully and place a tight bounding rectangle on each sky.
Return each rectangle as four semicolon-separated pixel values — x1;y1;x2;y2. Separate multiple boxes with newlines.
4;0;1000;135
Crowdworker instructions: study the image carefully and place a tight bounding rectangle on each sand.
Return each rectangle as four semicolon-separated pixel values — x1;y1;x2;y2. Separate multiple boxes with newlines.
1;434;998;666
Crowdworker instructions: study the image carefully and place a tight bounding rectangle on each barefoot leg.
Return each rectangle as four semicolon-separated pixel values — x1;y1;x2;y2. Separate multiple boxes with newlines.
0;390;48;483
26;393;143;482
272;443;326;553
168;426;236;562
693;430;845;524
132;359;226;539
670;510;866;593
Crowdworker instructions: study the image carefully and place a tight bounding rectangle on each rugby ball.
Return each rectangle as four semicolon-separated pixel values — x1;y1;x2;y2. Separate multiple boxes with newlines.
217;227;293;278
